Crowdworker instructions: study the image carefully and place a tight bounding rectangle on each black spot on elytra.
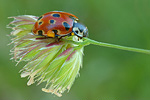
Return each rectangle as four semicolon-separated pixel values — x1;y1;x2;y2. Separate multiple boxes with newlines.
38;16;43;20
38;30;43;35
50;20;55;24
52;30;58;34
63;22;70;31
52;13;60;17
39;21;42;25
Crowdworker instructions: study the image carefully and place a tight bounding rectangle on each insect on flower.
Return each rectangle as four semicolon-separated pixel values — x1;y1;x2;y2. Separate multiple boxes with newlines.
32;11;88;40
8;11;88;97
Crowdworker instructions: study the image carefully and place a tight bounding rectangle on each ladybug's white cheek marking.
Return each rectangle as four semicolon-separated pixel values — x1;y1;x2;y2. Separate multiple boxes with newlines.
73;27;83;37
73;27;79;33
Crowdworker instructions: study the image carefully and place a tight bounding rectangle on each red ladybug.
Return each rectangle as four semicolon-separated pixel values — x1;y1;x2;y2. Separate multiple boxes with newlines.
32;11;88;39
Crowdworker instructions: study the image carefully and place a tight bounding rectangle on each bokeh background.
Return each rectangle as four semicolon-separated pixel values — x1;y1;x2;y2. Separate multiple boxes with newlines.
1;0;150;100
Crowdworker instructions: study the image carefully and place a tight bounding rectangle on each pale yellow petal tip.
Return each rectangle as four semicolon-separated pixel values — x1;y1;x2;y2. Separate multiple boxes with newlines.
21;72;30;78
27;76;34;86
42;88;62;97
67;86;71;90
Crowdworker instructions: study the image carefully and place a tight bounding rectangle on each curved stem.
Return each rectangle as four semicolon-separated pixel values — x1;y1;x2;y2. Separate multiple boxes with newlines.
83;38;150;54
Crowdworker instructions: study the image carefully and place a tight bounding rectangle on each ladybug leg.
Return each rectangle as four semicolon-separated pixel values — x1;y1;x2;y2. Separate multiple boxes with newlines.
58;36;62;41
55;37;59;42
55;36;64;42
78;37;80;41
54;34;62;42
57;36;66;41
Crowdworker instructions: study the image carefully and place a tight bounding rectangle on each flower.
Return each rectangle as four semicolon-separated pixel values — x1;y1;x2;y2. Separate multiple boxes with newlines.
8;15;83;97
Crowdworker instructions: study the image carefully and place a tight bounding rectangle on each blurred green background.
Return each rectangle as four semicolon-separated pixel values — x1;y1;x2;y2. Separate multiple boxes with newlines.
1;0;150;100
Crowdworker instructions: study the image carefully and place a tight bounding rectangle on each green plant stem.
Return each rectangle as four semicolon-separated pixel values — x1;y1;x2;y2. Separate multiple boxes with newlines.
64;37;150;55
83;38;150;54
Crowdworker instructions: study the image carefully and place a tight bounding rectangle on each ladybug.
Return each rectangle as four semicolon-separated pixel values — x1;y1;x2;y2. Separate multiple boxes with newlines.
32;11;88;39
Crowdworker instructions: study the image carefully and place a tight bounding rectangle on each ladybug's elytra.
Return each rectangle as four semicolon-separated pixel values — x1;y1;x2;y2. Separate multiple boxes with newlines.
32;11;88;39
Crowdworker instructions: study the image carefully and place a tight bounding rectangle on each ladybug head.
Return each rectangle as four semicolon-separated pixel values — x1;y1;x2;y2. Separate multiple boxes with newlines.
73;22;88;38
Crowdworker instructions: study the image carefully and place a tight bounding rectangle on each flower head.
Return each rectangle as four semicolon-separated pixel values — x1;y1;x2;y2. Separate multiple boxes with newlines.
8;15;83;97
